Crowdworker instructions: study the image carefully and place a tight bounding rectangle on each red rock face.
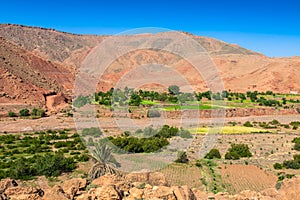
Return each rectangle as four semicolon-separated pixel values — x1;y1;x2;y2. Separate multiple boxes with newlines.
1;24;300;113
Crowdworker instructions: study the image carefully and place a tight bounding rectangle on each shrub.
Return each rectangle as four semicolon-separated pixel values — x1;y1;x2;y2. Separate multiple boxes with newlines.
6;153;76;180
294;143;300;151
270;119;280;125
147;109;161;118
73;95;91;108
175;151;188;163
225;143;252;160
76;154;90;162
156;125;179;138
243;121;253;127
205;148;221;159
283;160;300;169
178;128;193;138
168;85;180;95
273;163;283;169
81;127;102;137
292;137;300;151
19;108;30;117
109;135;168;153
195;160;202;167
31;108;45;117
8;111;16;117
129;93;141;106
33;153;76;177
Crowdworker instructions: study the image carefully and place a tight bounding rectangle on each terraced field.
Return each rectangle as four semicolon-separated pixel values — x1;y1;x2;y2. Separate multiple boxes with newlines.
220;164;277;194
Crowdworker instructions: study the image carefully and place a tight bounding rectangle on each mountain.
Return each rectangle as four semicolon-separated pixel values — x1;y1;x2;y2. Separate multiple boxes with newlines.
0;24;299;112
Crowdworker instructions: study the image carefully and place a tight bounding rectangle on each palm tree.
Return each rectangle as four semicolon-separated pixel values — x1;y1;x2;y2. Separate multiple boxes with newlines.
88;142;121;181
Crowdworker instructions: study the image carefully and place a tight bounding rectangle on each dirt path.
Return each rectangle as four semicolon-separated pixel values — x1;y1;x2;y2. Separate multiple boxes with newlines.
0;114;300;133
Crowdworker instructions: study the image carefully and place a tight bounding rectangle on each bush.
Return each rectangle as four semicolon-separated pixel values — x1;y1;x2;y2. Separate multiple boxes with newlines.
225;151;240;160
81;127;102;137
31;108;45;117
76;154;90;162
292;137;300;151
109;135;169;153
147;109;161;118
275;154;300;170
283;160;300;169
243;121;253;127
175;151;188;163
33;153;76;177
168;85;180;95
8;111;16;117
270;119;280;125
178;128;193;138
129;93;141;106
73;95;91;108
19;108;30;117
156;125;179;138
294;143;300;151
205;148;221;159
273;163;283;169
6;153;77;180
225;143;252;160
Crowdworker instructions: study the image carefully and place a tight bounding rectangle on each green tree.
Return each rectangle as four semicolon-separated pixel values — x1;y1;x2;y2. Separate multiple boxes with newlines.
73;95;91;108
225;143;252;160
129;93;141;106
147;109;161;118
273;163;283;170
31;108;45;117
9;157;34;180
19;108;30;117
168;85;180;95
205;148;221;159
34;153;76;177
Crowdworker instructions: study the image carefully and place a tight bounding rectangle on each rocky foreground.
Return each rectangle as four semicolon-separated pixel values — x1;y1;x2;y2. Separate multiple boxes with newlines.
0;172;299;200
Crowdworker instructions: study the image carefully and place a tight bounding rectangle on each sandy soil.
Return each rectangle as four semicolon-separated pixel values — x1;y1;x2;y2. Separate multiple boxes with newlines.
1;114;300;134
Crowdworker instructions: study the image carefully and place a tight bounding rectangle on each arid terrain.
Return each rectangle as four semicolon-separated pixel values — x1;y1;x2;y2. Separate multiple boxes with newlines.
0;24;300;112
1;24;300;200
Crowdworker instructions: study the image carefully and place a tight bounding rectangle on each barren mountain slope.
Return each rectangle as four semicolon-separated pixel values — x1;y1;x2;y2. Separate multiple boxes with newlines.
0;24;299;110
0;24;105;67
214;54;300;92
0;36;73;109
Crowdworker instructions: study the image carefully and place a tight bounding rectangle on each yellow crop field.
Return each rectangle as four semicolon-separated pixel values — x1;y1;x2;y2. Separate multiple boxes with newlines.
190;126;271;135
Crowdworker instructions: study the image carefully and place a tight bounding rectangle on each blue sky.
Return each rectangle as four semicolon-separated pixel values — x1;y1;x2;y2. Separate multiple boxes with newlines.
1;0;300;57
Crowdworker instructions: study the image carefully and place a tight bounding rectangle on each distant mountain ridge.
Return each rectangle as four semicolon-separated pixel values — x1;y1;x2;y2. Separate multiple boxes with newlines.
0;24;299;111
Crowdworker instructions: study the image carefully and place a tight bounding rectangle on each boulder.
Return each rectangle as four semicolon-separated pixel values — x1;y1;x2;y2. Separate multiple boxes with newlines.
62;178;87;198
125;172;167;186
4;186;43;200
128;187;144;199
42;185;70;200
93;185;122;200
144;186;176;200
91;174;131;192
172;185;196;200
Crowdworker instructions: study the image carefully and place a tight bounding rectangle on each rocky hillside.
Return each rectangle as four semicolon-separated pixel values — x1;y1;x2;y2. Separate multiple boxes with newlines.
0;24;299;110
0;174;299;200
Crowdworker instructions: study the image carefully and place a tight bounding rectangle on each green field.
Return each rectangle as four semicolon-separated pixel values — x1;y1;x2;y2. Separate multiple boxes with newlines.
163;103;231;111
140;100;159;105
